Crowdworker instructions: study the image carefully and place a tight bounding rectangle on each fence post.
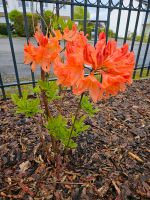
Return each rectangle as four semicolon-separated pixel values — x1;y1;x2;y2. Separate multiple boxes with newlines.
21;0;36;88
2;0;22;97
0;73;6;100
94;0;100;45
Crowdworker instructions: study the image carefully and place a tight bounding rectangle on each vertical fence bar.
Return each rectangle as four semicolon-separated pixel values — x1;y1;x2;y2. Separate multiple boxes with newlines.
22;0;35;87
140;32;150;77
0;73;6;100
39;1;45;33
106;0;111;42
83;0;87;34
123;0;132;44
146;62;150;77
71;0;74;20
2;0;22;97
56;0;59;17
130;1;142;51
133;9;149;78
94;0;100;45
115;0;123;41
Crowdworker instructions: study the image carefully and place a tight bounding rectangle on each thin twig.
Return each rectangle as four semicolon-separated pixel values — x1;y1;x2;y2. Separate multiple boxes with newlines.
65;93;84;149
39;181;85;185
35;3;48;34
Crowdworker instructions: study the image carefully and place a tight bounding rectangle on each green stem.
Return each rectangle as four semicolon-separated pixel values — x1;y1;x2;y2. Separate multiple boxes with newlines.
66;93;84;149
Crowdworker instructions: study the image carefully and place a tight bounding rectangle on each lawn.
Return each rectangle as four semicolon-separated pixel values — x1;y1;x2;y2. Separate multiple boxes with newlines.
134;69;150;80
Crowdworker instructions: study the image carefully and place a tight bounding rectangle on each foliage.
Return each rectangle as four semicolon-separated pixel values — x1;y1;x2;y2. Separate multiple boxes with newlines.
72;115;89;136
8;9;21;22
108;29;116;38
127;33;148;43
136;35;148;43
50;16;73;32
74;6;90;21
8;9;74;36
43;10;53;26
77;23;94;39
46;115;77;148
0;23;7;35
81;95;99;116
37;81;60;102
79;24;115;40
8;10;39;36
11;91;42;117
46;114;89;148
98;27;116;38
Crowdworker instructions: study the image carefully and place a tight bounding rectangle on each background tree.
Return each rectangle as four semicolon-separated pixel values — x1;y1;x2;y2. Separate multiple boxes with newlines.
74;6;90;21
74;6;91;38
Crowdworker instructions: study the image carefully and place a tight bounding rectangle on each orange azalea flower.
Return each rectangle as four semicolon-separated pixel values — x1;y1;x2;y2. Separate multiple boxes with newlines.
54;53;84;87
34;31;48;47
54;31;134;102
52;30;63;40
82;32;135;100
73;74;102;103
54;29;88;87
83;43;97;69
66;31;88;56
24;42;37;71
63;24;77;41
24;31;61;72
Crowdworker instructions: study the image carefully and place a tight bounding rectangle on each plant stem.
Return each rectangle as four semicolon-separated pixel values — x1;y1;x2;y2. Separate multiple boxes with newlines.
41;69;51;118
66;93;84;149
40;69;56;151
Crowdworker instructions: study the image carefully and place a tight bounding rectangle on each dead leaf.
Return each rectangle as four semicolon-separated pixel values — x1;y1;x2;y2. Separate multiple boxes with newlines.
94;181;110;198
18;182;34;197
128;152;143;163
19;161;31;173
112;180;121;195
136;190;150;198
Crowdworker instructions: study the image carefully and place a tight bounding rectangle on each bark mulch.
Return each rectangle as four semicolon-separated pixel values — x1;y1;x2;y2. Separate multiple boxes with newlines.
0;79;150;200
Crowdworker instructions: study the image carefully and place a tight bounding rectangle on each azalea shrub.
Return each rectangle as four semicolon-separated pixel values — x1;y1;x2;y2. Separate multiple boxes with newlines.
12;13;135;153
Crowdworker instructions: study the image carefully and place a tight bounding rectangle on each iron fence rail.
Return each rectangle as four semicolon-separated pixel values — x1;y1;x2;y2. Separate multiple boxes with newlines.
0;0;150;99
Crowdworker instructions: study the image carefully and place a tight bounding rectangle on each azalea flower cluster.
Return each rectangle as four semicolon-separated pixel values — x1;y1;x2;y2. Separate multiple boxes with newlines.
24;25;135;102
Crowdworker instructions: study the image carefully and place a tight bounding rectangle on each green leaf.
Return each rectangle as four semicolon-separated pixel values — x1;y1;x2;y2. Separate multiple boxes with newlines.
81;95;100;116
11;91;42;117
72;115;89;136
33;85;40;94
66;18;74;29
45;115;77;148
38;80;60;102
58;17;66;30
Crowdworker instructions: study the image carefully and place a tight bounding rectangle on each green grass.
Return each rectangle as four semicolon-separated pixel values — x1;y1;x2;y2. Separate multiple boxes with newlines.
0;34;8;38
134;69;150;80
0;34;19;38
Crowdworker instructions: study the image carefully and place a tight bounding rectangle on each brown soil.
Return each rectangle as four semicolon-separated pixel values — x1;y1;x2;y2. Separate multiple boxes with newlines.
0;79;150;200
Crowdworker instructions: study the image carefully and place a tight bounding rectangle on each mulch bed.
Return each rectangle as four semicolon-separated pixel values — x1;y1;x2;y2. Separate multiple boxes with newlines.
0;79;150;200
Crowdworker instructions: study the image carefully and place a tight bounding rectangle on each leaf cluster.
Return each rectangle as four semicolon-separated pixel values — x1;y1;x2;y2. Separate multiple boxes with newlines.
11;91;42;117
46;115;89;149
36;80;60;102
49;14;74;31
81;95;99;116
46;115;76;148
72;115;89;136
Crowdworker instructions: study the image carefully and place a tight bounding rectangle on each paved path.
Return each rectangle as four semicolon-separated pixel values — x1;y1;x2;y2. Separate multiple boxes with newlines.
0;37;150;84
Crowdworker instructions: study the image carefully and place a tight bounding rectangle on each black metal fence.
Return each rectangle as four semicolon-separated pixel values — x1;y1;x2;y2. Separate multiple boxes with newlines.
0;0;150;99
